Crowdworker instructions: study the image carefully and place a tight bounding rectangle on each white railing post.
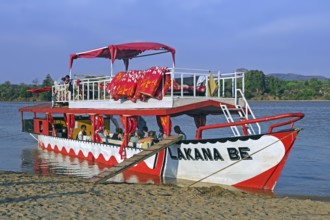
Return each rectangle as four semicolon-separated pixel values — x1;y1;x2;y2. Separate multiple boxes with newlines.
235;72;238;105
87;80;90;100
222;79;225;97
180;72;183;97
231;77;235;97
193;73;196;97
170;69;174;98
205;75;209;97
217;70;220;98
242;72;245;94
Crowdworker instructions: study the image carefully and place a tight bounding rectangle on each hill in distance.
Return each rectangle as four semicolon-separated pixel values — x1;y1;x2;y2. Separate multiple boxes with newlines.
268;73;329;81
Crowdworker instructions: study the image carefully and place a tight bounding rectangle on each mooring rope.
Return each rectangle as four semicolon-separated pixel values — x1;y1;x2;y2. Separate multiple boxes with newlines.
187;128;301;188
29;133;39;142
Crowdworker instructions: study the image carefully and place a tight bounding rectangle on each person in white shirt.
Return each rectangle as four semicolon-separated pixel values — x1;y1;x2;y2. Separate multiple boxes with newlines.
77;125;87;140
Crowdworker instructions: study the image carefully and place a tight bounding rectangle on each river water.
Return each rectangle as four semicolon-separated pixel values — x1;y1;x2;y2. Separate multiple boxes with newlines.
0;101;329;198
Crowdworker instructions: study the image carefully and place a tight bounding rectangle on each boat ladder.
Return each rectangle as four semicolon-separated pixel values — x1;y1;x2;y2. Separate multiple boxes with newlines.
220;104;257;136
89;135;183;184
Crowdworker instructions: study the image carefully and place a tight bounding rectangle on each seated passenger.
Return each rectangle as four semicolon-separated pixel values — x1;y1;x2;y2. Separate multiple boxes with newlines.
130;130;143;148
158;129;164;141
111;127;123;140
77;125;87;140
103;129;111;143
137;130;158;149
148;130;159;144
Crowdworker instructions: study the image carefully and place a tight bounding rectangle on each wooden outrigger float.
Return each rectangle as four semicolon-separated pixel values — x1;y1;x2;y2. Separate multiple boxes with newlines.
19;42;304;190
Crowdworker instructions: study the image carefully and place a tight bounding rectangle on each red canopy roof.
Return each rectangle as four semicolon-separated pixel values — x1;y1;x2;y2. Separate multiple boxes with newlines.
69;42;175;69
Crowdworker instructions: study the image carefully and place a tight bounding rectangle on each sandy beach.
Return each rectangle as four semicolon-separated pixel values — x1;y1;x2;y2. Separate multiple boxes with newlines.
0;172;329;219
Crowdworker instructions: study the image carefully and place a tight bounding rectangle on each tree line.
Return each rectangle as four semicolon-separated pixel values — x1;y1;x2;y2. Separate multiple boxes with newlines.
244;70;330;100
0;74;53;101
0;71;329;101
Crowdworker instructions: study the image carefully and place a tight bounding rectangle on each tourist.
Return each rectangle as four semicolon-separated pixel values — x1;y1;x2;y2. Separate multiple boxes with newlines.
148;130;159;144
62;75;73;92
111;127;123;140
142;126;148;138
103;129;111;143
158;128;164;141
61;75;73;101
137;130;156;149
174;125;186;140
77;125;87;140
130;131;141;148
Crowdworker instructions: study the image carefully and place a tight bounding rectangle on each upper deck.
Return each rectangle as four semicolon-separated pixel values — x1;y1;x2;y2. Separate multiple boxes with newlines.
53;68;246;112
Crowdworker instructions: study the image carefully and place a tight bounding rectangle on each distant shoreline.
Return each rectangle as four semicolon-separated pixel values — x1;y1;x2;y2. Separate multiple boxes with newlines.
249;99;330;102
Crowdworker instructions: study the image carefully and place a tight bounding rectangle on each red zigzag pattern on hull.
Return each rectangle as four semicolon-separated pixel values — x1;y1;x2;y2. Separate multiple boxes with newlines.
39;142;165;177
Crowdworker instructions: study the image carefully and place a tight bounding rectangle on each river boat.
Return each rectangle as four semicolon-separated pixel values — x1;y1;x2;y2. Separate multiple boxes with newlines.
19;42;304;190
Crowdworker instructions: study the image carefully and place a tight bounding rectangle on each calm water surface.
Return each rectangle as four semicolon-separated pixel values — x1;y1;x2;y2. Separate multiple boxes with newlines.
0;101;329;198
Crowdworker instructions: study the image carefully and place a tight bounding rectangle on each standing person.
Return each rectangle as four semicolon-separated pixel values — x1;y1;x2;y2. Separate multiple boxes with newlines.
142;126;148;138
77;125;87;140
174;125;186;140
62;75;73;100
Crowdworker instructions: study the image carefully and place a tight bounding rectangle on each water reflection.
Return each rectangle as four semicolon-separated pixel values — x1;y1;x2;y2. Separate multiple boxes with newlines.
21;148;161;185
20;147;277;198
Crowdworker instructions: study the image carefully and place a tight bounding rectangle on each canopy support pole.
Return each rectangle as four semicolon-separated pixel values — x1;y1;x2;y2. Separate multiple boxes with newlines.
110;62;113;78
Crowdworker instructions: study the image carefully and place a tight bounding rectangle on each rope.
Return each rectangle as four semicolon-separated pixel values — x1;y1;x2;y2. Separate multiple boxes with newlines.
29;133;39;142
187;128;301;188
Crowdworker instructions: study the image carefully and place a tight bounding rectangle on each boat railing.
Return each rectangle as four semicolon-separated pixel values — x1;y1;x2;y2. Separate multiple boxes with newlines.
72;76;111;101
235;88;261;134
52;68;245;105
169;68;245;100
195;112;304;139
52;84;70;104
52;76;112;104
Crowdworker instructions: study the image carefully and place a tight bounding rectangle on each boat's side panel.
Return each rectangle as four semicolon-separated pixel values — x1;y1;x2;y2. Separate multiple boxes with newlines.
163;131;296;189
35;150;162;184
38;135;165;176
38;129;298;190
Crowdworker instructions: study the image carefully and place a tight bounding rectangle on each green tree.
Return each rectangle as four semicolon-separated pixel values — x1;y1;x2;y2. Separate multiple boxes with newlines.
245;70;266;98
266;75;284;97
0;81;13;101
40;74;54;101
42;74;54;86
19;83;33;101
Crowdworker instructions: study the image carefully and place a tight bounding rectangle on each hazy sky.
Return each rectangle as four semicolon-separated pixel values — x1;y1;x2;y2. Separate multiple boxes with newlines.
1;0;329;84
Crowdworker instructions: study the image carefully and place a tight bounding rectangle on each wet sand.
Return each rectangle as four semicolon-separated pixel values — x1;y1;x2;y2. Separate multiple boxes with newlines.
1;172;329;219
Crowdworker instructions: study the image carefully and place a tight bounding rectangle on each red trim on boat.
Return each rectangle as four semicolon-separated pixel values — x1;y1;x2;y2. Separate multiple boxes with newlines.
233;130;299;190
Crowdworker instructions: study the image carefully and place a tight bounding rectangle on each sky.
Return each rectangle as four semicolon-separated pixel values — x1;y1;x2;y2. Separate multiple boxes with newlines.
0;0;329;84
